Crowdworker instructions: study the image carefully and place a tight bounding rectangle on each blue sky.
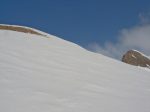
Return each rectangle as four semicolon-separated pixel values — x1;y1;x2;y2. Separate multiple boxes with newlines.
0;0;150;58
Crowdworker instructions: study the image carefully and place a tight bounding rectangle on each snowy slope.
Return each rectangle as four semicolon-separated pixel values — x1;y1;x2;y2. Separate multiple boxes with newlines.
0;27;150;112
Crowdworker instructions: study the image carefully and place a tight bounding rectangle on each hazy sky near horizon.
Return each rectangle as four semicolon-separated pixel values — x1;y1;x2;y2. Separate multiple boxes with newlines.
0;0;150;59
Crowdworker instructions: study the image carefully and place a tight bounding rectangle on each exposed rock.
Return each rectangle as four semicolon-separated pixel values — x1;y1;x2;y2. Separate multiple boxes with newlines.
122;50;150;68
0;25;45;36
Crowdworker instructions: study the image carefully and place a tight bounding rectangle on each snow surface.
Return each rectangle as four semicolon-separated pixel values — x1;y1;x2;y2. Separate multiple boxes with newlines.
131;54;137;59
0;29;150;112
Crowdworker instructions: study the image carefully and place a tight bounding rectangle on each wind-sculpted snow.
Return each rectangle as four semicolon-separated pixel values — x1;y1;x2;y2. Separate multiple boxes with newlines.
0;28;150;112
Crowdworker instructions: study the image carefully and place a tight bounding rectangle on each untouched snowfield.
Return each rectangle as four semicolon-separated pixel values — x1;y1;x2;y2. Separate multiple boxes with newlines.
0;29;150;112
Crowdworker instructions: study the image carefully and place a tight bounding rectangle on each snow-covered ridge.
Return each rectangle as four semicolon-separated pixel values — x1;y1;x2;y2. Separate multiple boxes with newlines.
0;24;86;49
0;24;91;52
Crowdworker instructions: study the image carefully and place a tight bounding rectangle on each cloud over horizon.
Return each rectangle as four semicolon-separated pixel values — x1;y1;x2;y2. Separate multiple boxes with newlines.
88;22;150;60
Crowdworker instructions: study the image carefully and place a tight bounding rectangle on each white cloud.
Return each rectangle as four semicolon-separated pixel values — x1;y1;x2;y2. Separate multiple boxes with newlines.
88;24;150;60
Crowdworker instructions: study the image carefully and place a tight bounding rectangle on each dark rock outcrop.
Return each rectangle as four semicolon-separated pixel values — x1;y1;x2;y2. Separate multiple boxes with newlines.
122;50;150;68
